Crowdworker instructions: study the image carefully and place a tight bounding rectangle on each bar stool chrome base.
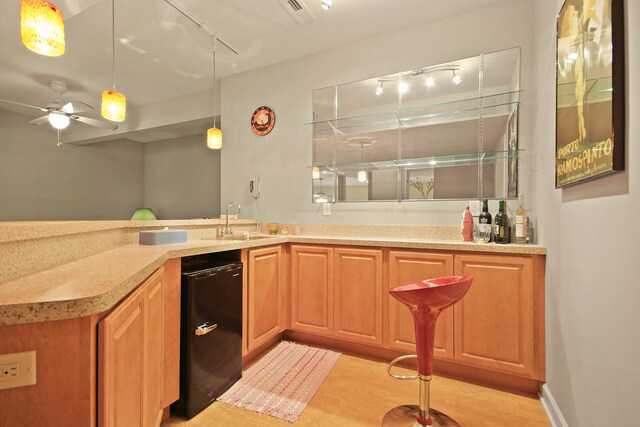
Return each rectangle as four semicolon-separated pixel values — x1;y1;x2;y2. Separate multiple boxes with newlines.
382;405;461;427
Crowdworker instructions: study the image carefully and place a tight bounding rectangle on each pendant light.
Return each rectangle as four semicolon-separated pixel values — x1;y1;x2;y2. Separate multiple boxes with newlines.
207;36;222;149
312;167;320;179
20;0;65;56
101;0;126;122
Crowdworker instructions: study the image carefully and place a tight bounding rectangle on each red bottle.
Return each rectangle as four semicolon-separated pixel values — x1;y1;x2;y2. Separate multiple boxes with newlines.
461;205;474;242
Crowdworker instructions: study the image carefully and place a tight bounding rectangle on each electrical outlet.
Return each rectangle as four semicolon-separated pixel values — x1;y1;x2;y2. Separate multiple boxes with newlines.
469;200;481;216
0;351;36;390
322;203;331;216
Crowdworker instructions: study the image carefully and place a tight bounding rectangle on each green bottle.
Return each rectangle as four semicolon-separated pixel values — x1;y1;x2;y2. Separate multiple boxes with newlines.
494;200;510;244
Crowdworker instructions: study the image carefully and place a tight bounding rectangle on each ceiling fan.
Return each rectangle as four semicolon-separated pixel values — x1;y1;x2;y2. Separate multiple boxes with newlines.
0;80;117;131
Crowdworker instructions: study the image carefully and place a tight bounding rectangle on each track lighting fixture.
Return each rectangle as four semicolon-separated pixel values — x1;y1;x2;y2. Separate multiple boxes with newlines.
452;70;462;85
426;73;434;88
375;81;383;96
321;0;332;10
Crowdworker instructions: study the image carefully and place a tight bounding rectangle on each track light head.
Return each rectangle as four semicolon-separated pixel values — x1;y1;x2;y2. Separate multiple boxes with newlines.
452;70;462;85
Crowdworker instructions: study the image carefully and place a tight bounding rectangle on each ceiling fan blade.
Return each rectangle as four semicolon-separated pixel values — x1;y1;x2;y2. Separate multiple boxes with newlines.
72;115;118;130
0;98;47;112
62;101;93;114
29;115;50;125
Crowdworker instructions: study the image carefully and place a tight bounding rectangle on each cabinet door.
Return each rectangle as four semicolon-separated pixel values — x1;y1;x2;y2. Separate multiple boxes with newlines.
247;246;283;352
454;254;535;377
99;283;146;427
99;267;165;427
387;251;454;359
334;248;383;346
290;245;333;336
144;271;164;427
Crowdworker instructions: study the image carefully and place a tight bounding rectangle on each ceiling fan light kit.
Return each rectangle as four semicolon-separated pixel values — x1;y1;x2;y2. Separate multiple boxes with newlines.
20;0;65;57
47;110;70;129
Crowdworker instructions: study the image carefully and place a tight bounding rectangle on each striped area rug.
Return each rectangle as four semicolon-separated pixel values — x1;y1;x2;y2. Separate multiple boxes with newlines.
218;341;341;423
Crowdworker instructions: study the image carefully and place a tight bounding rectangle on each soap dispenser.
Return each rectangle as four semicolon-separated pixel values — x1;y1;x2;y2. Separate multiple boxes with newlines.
461;204;474;242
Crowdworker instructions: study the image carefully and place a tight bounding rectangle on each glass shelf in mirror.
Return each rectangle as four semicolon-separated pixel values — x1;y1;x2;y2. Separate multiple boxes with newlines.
308;89;522;132
311;149;523;173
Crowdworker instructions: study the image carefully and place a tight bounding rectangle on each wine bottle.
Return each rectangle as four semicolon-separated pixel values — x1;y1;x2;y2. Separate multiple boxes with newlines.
478;199;492;243
494;200;510;244
514;194;528;244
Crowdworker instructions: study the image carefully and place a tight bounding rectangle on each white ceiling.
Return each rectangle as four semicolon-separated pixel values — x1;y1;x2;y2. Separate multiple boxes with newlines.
0;0;509;142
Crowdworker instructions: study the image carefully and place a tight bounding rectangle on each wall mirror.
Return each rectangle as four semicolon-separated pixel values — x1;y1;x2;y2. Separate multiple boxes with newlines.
311;47;521;203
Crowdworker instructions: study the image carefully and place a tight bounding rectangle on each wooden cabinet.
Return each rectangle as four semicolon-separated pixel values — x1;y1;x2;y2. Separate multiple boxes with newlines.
386;251;454;359
453;254;536;378
247;246;284;352
290;245;334;336
333;247;384;346
98;267;164;427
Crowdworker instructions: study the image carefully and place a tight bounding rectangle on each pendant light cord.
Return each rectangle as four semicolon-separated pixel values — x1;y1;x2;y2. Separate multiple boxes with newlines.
212;35;216;128
112;0;116;91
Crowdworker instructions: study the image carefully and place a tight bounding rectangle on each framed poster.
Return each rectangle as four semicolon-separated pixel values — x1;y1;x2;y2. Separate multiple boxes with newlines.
555;0;625;188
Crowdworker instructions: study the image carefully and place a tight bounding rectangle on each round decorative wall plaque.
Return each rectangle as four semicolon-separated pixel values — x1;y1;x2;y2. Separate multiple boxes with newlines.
250;106;275;136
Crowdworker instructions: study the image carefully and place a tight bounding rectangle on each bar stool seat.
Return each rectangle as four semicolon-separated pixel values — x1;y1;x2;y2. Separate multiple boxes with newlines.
383;275;473;426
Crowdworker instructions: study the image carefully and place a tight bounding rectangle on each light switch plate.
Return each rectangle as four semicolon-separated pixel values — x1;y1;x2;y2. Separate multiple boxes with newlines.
0;350;36;390
322;203;331;216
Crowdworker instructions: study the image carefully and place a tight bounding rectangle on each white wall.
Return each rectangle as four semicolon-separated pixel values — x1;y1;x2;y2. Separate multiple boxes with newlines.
220;0;535;225
534;0;640;425
0;110;145;220
144;134;221;219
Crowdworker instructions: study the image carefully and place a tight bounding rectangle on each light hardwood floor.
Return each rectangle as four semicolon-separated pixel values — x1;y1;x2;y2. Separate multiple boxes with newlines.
163;352;550;427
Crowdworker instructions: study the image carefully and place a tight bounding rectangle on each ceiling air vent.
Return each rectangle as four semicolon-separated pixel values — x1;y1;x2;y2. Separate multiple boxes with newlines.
279;0;317;25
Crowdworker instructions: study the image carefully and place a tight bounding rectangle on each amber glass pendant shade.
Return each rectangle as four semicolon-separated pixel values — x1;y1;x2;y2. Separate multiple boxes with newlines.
207;127;222;149
20;0;65;57
101;90;126;122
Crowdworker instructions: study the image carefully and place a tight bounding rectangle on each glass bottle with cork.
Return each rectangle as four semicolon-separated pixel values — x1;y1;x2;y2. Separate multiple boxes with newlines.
514;194;528;244
478;199;492;243
494;200;510;244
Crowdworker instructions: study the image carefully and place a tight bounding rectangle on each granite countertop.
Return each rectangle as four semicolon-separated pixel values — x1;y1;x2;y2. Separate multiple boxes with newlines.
0;235;545;326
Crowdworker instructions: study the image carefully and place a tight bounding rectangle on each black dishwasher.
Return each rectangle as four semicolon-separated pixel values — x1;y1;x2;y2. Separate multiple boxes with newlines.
171;254;243;419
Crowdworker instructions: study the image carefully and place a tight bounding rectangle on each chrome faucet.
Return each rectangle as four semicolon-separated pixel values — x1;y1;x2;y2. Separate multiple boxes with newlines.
222;201;242;237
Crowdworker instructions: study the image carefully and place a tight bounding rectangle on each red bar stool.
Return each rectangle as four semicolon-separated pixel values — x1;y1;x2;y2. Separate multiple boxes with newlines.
383;275;473;426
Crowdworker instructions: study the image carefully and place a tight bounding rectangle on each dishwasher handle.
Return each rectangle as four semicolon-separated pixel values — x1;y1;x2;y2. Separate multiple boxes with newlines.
194;322;218;336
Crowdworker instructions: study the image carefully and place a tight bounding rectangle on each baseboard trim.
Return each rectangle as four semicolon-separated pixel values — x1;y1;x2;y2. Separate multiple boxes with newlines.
540;384;569;427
